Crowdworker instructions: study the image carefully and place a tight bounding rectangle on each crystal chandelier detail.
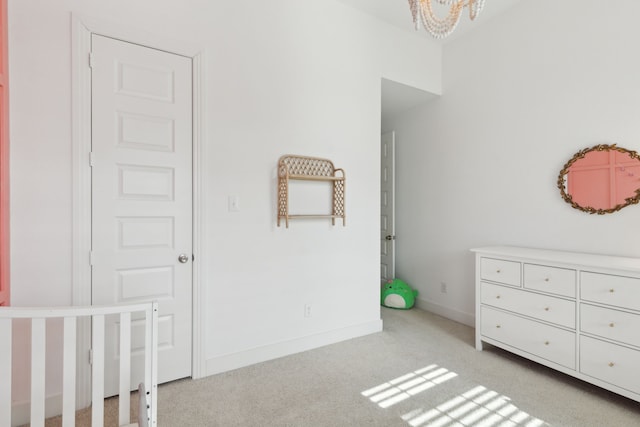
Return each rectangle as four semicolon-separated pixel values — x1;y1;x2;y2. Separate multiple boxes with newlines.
408;0;485;39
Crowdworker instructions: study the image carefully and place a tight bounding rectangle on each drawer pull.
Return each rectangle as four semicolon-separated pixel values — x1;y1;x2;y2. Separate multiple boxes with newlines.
608;362;615;368
496;325;501;329
544;278;550;282
544;307;550;311
609;322;615;328
609;289;615;293
496;295;501;299
544;341;550;346
496;269;501;274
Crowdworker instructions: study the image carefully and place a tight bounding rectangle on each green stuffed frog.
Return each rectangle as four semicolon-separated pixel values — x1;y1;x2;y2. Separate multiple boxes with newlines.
381;278;418;309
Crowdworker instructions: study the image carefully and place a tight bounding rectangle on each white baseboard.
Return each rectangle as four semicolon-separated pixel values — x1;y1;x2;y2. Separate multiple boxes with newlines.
415;297;475;327
205;319;383;377
11;320;383;426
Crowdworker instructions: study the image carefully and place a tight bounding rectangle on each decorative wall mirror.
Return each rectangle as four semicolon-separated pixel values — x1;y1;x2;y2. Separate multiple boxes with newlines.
558;144;640;214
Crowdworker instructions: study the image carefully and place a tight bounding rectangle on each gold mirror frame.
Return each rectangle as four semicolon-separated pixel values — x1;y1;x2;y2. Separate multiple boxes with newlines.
557;144;640;214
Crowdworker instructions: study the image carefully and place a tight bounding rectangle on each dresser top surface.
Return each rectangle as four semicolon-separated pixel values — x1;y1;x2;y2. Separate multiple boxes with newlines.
471;246;640;273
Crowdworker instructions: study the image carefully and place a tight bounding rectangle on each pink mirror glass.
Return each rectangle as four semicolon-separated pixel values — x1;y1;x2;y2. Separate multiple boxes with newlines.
558;144;640;214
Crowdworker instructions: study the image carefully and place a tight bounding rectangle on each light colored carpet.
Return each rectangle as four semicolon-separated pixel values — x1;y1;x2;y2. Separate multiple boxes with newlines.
156;307;640;426
36;307;640;426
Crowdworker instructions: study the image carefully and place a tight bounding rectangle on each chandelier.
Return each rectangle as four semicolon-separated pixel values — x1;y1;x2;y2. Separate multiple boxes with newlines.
408;0;485;39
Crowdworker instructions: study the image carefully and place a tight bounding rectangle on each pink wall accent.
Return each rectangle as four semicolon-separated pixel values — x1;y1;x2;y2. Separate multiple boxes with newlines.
0;0;8;306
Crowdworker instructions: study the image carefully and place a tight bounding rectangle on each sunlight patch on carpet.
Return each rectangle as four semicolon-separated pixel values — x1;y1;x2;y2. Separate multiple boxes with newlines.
362;367;550;426
361;365;457;409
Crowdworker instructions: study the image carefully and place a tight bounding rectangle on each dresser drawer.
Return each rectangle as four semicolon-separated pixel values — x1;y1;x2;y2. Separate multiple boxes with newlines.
581;304;640;347
580;336;640;395
481;257;521;287
524;264;576;298
481;282;575;328
581;272;640;311
481;306;576;369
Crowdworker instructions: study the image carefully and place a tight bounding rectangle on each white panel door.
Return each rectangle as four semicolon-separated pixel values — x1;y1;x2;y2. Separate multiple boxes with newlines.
90;34;192;396
381;131;395;284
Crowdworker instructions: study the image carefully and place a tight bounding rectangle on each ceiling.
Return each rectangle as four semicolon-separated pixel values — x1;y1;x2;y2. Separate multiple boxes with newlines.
336;0;523;119
381;79;438;120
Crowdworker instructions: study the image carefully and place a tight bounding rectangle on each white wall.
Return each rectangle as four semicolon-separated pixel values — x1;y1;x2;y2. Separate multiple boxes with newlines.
8;0;441;412
383;0;640;325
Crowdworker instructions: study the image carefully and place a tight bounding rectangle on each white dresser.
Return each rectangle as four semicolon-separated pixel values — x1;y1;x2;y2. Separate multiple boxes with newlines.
472;246;640;402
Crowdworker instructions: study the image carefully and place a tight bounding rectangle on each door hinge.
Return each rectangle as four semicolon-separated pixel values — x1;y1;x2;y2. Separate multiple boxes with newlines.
89;251;94;266
88;348;93;365
89;152;95;167
88;52;95;68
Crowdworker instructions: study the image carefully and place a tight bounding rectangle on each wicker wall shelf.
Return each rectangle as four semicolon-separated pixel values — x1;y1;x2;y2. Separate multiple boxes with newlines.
277;155;346;228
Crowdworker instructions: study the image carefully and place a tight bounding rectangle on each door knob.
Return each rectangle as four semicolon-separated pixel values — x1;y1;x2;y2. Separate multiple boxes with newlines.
385;235;396;241
178;253;189;263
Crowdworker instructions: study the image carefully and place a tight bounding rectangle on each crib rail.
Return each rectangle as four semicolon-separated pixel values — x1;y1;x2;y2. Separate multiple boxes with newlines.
0;302;158;427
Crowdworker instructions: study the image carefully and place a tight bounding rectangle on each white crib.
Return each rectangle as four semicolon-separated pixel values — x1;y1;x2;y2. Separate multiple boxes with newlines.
0;302;158;427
